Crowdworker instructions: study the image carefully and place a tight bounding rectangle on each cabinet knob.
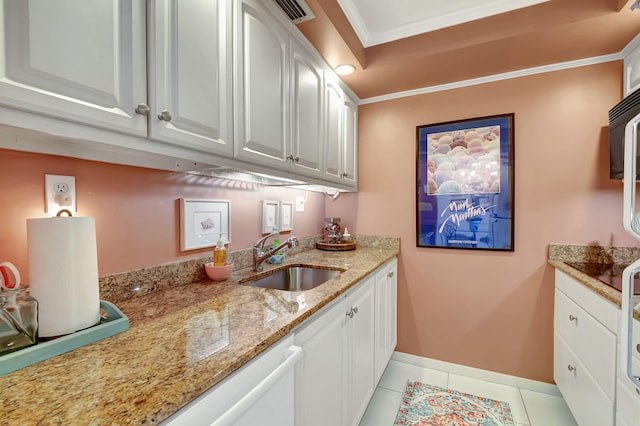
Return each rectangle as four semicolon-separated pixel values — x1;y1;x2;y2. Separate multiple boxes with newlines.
346;308;354;319
568;314;577;322
636;343;640;354
352;306;358;315
158;110;172;122
135;103;150;116
341;172;350;179
387;271;394;278
286;155;300;163
567;365;576;372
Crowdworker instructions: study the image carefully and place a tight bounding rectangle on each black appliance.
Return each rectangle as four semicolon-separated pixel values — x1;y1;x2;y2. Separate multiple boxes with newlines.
566;261;640;295
608;87;640;179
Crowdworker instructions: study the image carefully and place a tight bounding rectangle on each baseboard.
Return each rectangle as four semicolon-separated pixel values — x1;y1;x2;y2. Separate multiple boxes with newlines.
391;351;562;397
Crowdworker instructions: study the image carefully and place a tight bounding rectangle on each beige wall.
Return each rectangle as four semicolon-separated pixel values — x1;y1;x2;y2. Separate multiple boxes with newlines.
327;61;638;383
0;149;326;280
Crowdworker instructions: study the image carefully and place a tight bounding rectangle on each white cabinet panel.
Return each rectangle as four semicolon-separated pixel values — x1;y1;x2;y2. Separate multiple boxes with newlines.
295;268;383;426
235;0;288;167
148;0;233;155
375;259;398;384
164;334;299;426
554;332;614;426
554;289;616;397
0;0;147;136
347;277;376;426
290;38;324;178
324;77;358;189
294;297;347;426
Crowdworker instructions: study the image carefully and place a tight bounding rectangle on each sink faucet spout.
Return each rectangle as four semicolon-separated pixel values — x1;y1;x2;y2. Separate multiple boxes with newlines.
252;233;298;272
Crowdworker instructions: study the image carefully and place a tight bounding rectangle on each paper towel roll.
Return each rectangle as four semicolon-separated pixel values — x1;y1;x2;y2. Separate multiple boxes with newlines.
27;216;100;337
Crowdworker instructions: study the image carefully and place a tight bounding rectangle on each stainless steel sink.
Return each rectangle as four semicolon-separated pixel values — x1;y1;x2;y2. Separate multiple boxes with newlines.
241;266;344;291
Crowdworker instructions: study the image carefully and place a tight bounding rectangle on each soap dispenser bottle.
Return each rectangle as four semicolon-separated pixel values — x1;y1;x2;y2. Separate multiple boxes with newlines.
213;239;227;266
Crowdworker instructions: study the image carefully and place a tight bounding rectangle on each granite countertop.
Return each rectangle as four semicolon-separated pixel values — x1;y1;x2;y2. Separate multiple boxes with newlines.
0;237;400;425
548;244;640;321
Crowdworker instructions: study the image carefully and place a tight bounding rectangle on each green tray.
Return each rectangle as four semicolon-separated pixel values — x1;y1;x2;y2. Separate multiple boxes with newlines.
0;300;129;376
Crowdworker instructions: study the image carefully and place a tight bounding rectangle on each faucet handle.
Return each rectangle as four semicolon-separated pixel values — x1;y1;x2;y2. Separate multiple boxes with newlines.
254;231;278;249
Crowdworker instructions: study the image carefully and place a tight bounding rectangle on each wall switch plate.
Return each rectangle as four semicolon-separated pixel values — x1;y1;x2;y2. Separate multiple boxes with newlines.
295;196;305;212
45;174;76;215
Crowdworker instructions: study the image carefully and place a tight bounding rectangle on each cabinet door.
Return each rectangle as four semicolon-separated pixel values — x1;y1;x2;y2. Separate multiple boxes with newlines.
324;79;344;183
342;94;358;187
295;298;347;426
235;0;289;168
374;259;398;384
0;0;146;136
346;277;376;426
290;39;324;178
148;0;233;156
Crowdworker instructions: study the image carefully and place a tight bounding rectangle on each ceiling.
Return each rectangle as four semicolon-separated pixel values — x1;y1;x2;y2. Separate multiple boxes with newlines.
295;0;640;100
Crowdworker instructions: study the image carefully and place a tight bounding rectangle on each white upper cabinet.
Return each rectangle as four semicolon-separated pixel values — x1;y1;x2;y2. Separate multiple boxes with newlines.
148;0;233;156
0;0;147;136
290;38;324;178
624;38;640;97
325;77;358;189
234;0;289;168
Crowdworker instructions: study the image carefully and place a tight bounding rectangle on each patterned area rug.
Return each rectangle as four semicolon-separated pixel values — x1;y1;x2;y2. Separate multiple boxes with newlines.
394;381;515;426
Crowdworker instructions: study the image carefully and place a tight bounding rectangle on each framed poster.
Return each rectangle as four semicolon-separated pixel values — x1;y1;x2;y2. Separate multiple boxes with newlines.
416;113;514;251
180;199;230;251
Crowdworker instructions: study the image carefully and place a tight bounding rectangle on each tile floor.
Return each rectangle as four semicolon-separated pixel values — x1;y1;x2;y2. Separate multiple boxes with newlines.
360;358;578;426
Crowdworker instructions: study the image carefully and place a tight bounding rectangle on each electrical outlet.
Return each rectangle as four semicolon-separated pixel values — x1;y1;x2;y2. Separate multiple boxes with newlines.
296;196;305;212
45;174;76;215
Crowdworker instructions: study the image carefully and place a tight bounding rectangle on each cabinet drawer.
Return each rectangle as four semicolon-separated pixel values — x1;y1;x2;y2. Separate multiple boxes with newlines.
555;270;618;332
554;332;614;426
554;289;616;397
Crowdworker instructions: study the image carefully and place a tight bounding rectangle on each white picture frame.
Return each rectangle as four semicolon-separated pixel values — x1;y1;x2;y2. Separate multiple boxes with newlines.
280;201;294;231
180;198;230;251
262;200;280;234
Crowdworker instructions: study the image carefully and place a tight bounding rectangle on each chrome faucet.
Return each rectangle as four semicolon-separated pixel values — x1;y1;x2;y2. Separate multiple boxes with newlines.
253;232;298;272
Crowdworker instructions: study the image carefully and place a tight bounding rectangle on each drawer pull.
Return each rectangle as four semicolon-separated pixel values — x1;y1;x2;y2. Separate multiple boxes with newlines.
637;343;640;354
568;314;578;322
567;364;576;372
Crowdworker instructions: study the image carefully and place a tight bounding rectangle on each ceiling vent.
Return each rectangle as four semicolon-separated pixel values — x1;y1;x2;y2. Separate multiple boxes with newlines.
273;0;315;24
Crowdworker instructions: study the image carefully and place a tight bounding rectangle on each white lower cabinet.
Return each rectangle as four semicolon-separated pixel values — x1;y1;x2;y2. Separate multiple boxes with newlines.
295;258;397;426
295;276;375;426
554;270;618;426
163;334;301;426
374;258;398;384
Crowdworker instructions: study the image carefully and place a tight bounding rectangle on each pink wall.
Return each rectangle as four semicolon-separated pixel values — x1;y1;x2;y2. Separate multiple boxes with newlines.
0;149;326;280
327;61;639;383
1;60;633;384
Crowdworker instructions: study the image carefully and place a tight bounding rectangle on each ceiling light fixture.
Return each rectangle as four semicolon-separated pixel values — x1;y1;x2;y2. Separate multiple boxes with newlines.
335;64;355;75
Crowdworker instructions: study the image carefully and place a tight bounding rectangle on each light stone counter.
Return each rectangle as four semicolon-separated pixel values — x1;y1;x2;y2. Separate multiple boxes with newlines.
0;236;400;425
548;244;640;321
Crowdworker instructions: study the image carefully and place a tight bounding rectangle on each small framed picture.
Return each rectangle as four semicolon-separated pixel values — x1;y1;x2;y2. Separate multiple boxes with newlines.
262;200;280;234
180;198;230;251
280;201;294;231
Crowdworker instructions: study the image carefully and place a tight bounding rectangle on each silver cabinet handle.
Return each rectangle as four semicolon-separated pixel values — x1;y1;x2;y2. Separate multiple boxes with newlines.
346;308;354;319
569;314;577;322
286;155;300;162
567;365;576;372
387;271;394;278
158;110;172;122
341;172;350;178
352;306;358;315
135;103;150;116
